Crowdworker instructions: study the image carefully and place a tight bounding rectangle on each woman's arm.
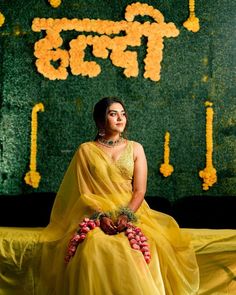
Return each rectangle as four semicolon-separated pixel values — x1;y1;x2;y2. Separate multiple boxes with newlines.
128;142;148;212
117;142;147;232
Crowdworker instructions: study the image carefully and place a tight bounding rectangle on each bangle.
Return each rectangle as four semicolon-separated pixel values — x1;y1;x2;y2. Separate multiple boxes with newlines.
117;207;137;222
90;211;112;220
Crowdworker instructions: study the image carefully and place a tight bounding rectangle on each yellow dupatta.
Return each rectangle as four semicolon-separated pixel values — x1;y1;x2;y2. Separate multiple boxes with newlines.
42;142;134;240
36;141;199;295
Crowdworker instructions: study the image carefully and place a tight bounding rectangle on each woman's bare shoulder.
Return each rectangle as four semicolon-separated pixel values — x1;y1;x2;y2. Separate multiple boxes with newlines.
129;141;145;160
130;140;144;150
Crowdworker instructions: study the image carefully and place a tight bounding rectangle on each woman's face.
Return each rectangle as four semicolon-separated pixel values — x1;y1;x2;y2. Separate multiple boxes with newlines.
105;103;127;135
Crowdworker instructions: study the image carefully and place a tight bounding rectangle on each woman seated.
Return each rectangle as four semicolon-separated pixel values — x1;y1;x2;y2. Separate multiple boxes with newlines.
37;97;199;295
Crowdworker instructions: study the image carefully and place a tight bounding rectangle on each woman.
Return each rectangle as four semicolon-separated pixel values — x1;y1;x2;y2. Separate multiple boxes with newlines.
37;97;199;295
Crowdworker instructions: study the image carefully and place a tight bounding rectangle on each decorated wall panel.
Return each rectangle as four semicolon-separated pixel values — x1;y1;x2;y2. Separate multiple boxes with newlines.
0;0;235;201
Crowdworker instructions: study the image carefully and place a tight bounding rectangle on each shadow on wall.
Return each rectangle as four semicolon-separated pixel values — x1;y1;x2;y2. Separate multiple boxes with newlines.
0;193;235;229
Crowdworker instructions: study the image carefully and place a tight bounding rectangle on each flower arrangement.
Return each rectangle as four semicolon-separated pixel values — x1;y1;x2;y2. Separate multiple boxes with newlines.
0;12;5;27
125;223;151;264
65;217;100;263
183;0;200;32
49;0;61;8
32;2;179;82
159;131;174;177
24;103;44;188
118;206;138;222
199;101;217;190
65;215;151;264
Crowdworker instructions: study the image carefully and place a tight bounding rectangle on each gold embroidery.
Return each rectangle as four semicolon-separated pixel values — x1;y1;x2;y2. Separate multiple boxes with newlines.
116;141;134;180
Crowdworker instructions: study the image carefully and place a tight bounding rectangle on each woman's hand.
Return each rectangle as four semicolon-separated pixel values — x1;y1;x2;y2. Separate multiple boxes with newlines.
100;216;117;235
116;214;128;232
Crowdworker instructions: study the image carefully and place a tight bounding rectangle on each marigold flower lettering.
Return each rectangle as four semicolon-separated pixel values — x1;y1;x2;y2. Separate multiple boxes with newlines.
32;2;179;81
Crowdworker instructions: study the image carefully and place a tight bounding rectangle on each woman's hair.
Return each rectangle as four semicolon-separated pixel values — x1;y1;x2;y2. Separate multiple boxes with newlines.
93;97;128;139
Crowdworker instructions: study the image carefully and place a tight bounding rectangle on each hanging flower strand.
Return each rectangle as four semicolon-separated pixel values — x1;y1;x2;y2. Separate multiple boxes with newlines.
199;101;217;190
160;131;174;177
48;0;62;8
0;12;5;27
65;217;151;264
24;103;44;188
183;0;200;32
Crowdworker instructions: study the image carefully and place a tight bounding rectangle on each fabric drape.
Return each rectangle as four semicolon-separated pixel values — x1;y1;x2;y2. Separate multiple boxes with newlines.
36;141;199;295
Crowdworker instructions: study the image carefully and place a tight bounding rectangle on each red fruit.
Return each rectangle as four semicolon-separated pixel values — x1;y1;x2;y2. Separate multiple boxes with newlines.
130;239;137;245
88;221;96;229
145;257;151;264
80;233;86;240
140;236;147;242
132;244;140;250
68;250;74;256
81;226;90;233
141;246;149;252
135;235;140;241
79;222;86;227
84;217;90;222
144;251;151;256
141;241;149;247
126;228;133;234
72;234;80;242
127;233;134;239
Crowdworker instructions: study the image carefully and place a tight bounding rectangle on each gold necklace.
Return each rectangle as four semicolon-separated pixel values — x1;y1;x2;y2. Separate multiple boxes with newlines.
97;137;125;147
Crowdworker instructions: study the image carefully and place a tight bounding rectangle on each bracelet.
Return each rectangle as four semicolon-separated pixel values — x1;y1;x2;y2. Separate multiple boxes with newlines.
117;207;137;222
90;211;112;220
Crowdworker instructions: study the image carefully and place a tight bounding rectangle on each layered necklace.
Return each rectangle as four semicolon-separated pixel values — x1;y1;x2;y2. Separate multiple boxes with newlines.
97;136;125;148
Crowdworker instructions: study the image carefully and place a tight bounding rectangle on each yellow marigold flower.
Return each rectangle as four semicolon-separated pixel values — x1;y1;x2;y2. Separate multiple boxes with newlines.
160;163;174;177
183;0;200;32
32;2;179;81
183;16;200;33
0;12;5;27
24;171;41;189
25;103;44;188
49;0;61;9
160;132;174;177
199;102;217;190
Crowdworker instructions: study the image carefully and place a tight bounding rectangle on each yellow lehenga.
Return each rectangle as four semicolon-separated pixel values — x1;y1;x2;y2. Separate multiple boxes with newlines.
36;141;199;295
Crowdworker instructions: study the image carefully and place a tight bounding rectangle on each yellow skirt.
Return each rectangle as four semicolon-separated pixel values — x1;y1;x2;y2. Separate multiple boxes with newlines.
38;207;199;295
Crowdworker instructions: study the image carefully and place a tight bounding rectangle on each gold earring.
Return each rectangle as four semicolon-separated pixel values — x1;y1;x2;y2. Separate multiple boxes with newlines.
99;129;105;137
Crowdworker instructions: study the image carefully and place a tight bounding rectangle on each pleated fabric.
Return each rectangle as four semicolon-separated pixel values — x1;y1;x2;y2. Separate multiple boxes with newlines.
36;141;199;295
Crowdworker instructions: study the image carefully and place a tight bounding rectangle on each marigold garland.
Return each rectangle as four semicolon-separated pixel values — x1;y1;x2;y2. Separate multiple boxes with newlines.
49;0;61;8
159;131;174;177
32;2;179;81
199;102;217;190
24;103;44;188
183;0;200;32
0;12;5;27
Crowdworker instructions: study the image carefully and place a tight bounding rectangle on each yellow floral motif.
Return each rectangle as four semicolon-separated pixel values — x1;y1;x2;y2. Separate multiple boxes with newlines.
24;103;44;188
183;0;200;32
199;102;217;190
160;132;174;177
0;12;5;27
32;2;179;81
49;0;61;8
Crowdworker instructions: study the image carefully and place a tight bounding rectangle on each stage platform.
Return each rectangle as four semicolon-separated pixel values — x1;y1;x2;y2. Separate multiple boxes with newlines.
0;227;235;294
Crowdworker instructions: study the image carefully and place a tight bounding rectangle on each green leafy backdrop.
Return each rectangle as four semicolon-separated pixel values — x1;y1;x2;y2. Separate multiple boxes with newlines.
0;0;235;201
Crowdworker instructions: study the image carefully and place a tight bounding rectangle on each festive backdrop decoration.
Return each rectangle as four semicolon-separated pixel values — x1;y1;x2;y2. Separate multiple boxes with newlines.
159;131;174;177
24;103;45;188
183;0;200;33
0;0;235;201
